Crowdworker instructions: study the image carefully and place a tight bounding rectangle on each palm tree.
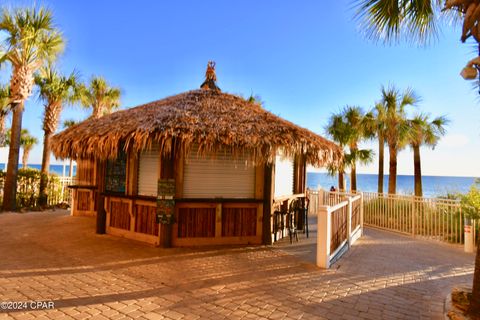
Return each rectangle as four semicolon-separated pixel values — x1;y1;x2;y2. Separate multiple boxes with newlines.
20;129;37;169
0;7;64;211
62;119;78;177
381;85;418;194
35;65;79;205
408;114;448;197
246;94;265;108
368;103;388;193
327;106;374;192
79;77;121;118
0;84;10;147
326;114;350;191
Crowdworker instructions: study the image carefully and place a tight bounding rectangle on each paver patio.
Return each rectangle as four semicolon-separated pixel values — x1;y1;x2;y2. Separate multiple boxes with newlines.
0;210;474;319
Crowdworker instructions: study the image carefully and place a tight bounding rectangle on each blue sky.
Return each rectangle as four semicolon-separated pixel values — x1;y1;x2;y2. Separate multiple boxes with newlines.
1;0;479;177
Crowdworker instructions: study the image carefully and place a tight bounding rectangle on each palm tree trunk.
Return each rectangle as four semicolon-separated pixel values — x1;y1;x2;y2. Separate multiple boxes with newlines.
2;102;24;211
378;136;384;193
388;145;397;194
413;145;422;197
22;148;28;168
0;112;7;147
351;164;357;192
38;131;52;206
338;171;345;191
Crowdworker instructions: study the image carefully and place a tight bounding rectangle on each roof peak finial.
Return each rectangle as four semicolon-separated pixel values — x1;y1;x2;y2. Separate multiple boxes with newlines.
200;61;221;92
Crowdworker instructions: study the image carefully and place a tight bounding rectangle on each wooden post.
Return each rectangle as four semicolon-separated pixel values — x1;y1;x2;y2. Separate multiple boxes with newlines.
360;192;364;236
95;159;106;234
70;189;76;216
96;193;106;234
316;205;331;269
411;195;416;237
215;203;222;238
262;163;274;245
347;196;352;248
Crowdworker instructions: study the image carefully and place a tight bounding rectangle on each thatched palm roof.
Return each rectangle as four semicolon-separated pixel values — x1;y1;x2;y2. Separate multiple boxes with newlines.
52;89;342;167
52;62;342;166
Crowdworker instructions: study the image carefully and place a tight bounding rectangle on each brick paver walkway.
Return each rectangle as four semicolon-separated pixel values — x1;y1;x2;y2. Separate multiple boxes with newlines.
0;210;474;319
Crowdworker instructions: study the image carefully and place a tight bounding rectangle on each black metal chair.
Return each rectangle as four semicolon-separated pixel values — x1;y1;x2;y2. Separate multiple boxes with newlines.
303;197;309;238
288;200;300;243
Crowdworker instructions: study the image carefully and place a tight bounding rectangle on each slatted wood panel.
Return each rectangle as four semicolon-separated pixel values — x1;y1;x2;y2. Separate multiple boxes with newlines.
351;198;361;230
177;208;216;238
110;201;131;230
77;190;91;211
77;159;95;184
135;203;159;235
330;205;348;253
222;207;257;237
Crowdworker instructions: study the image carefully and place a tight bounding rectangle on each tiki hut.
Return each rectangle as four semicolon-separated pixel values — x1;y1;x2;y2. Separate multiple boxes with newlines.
51;62;342;247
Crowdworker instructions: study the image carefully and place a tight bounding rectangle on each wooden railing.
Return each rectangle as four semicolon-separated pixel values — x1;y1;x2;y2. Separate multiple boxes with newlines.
316;193;363;269
362;191;465;245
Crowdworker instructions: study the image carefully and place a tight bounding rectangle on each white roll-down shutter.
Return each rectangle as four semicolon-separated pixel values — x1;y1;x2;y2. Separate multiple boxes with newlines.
138;145;160;196
183;147;255;198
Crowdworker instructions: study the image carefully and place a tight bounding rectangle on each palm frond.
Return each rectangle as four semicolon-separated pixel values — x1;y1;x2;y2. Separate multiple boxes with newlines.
407;112;448;149
353;0;442;44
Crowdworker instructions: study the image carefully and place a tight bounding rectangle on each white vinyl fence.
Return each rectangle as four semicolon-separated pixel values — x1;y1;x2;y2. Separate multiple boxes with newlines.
362;192;466;245
48;177;75;206
311;190;364;268
307;188;475;267
0;175;75;208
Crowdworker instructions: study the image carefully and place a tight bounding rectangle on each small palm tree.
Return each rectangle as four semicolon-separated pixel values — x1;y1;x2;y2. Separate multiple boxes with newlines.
0;84;10;147
326;106;373;192
381;85;418;194
62;119;78;177
246;94;264;108
79;77;121;118
326;114;350;190
408;114;448;197
35;65;79;205
19;129;38;169
0;6;64;211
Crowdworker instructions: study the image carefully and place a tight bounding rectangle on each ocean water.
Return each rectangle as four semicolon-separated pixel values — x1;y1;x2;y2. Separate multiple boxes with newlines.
0;163;76;176
307;172;478;197
0;163;475;197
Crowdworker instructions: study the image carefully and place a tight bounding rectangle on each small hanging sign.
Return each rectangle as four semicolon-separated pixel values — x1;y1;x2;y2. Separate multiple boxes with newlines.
157;179;175;224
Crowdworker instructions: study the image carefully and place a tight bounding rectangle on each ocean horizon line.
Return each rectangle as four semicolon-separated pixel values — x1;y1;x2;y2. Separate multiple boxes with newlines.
307;171;478;179
0;163;477;179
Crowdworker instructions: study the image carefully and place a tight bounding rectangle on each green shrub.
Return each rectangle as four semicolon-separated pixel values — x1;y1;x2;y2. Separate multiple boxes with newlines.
0;168;68;210
461;184;480;220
